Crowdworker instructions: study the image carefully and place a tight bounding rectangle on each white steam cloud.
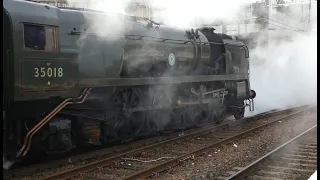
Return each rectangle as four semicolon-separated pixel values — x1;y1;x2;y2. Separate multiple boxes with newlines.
67;0;131;41
245;4;317;116
66;0;257;36
68;0;129;14
150;0;256;29
64;0;316;116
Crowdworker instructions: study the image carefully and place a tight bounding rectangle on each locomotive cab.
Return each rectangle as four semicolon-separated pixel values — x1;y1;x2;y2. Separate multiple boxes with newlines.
3;0;82;162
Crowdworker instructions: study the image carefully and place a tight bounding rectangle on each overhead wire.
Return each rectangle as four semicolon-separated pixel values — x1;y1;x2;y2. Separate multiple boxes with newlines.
236;17;305;34
254;17;306;32
254;19;301;32
240;7;312;35
243;10;306;32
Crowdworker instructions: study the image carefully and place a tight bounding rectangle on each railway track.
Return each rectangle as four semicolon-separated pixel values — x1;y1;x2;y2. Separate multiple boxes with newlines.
4;107;286;180
4;105;310;180
119;106;316;180
227;125;317;180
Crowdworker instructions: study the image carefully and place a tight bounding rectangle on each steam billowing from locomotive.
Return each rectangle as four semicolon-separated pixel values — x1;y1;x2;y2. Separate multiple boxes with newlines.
245;3;317;115
66;0;257;31
149;0;257;28
68;0;316;116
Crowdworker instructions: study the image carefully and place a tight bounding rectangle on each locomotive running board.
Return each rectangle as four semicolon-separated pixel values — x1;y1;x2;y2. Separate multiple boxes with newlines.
79;74;249;87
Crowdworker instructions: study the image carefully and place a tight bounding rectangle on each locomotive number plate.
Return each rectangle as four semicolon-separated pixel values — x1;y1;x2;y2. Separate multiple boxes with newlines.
21;60;76;92
33;67;64;78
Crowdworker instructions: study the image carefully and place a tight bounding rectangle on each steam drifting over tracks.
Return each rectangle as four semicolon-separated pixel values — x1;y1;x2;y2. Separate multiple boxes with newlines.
4;106;312;180
227;125;317;180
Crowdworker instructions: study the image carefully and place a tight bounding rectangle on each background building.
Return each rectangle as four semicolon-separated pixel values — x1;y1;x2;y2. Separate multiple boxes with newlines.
33;0;316;35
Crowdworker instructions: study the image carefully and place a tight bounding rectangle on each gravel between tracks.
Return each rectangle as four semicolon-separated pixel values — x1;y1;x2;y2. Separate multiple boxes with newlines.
81;111;311;180
157;110;317;180
239;130;317;180
10;108;308;180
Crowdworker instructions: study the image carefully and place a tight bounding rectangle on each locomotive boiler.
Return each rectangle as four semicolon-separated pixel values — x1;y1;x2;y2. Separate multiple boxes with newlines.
3;0;256;162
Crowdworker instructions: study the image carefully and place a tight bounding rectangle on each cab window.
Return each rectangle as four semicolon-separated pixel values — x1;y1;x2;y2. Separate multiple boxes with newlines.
24;24;57;51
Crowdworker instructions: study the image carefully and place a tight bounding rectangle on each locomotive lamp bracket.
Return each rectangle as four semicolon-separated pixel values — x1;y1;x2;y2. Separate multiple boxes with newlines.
245;99;255;112
249;99;254;111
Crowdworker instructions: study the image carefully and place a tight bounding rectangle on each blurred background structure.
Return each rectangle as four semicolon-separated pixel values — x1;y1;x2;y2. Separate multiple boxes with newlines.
30;0;316;36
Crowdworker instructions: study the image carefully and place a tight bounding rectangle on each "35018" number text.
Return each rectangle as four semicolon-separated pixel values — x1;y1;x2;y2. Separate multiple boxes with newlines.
34;67;63;78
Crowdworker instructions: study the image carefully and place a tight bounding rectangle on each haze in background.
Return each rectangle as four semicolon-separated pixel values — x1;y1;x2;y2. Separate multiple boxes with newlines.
245;4;317;116
149;0;256;29
66;0;257;37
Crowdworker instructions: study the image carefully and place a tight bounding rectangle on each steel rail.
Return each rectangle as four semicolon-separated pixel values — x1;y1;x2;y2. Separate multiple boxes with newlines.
4;105;307;180
4;120;226;179
227;125;317;180
38;107;308;180
33;107;309;180
3;106;288;179
122;106;315;180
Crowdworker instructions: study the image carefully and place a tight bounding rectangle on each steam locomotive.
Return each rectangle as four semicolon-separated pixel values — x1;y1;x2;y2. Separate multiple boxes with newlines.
3;0;256;161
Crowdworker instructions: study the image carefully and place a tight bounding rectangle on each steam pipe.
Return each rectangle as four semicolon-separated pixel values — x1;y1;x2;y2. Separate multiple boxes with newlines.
16;98;72;157
16;88;92;157
22;89;91;156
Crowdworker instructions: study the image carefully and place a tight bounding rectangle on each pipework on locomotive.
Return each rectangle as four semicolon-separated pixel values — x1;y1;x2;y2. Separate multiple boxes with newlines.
3;0;256;162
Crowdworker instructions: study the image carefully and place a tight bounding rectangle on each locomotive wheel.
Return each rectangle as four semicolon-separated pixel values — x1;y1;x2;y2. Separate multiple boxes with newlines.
111;87;146;140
